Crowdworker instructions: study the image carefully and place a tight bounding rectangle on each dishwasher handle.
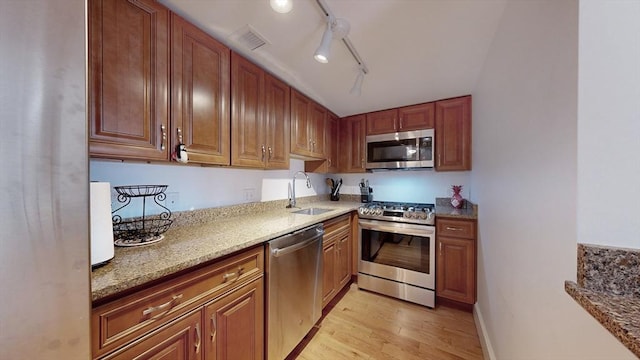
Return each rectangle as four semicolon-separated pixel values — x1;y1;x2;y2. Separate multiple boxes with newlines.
270;229;323;258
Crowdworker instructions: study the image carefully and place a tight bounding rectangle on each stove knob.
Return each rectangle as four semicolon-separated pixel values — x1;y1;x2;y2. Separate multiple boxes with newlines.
372;208;380;216
403;212;411;218
418;212;427;220
358;207;366;215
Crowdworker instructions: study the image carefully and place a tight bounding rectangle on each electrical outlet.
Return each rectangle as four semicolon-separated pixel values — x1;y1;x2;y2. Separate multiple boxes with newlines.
243;188;256;201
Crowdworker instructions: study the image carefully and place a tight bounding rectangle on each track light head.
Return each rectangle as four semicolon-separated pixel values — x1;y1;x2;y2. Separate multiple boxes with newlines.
313;23;333;63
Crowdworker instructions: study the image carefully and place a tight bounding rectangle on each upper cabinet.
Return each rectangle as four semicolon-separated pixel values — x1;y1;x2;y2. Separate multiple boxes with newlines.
435;96;472;171
365;103;434;136
231;53;290;169
326;113;340;173
366;109;398;135
88;0;170;160
290;89;326;159
172;13;230;165
339;114;367;173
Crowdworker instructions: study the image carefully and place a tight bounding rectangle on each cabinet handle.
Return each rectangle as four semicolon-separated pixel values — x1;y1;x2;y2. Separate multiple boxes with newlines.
439;242;442;255
222;266;244;282
446;227;463;231
438;153;441;166
177;127;183;143
268;146;273;159
261;145;266;161
398;118;403;130
312;141;316;151
328;159;332;166
160;124;167;151
194;322;201;354
142;294;183;317
210;313;217;342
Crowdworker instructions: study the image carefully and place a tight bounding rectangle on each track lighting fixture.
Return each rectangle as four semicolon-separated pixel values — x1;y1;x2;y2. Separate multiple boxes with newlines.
270;0;293;14
313;16;350;64
350;67;365;96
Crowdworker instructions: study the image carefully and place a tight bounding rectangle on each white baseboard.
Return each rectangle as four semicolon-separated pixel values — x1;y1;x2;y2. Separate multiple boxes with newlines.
474;303;497;360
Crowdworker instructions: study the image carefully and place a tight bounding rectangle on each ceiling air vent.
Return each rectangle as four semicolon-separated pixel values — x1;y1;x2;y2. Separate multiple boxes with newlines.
230;25;269;51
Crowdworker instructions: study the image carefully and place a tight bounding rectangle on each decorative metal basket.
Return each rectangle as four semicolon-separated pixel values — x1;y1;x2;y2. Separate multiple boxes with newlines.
112;185;173;246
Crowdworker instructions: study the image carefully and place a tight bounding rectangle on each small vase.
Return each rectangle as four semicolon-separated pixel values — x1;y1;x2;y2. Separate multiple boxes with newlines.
450;185;464;209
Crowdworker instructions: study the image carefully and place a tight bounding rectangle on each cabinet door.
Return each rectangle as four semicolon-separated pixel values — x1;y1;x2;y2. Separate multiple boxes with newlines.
322;241;337;307
336;231;351;290
290;89;311;156
326;113;340;172
339;114;366;173
309;102;327;158
435;96;471;171
89;0;169;161
172;14;230;165
398;102;435;131
103;310;203;360
205;278;264;360
264;73;290;169
366;109;398;135
436;237;475;304
231;53;265;168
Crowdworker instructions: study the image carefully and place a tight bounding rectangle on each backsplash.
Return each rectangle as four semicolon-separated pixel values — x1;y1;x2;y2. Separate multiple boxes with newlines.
577;243;640;297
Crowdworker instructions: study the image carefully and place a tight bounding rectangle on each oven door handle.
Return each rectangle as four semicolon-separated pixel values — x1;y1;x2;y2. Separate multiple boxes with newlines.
359;219;435;237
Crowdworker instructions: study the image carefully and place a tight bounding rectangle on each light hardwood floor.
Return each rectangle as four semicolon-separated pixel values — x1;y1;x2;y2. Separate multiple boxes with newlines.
295;284;484;360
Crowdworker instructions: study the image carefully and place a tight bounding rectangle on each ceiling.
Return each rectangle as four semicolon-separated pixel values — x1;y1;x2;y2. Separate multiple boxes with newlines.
160;0;508;117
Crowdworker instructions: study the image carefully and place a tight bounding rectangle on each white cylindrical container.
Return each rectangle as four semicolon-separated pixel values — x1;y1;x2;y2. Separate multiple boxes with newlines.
90;182;114;268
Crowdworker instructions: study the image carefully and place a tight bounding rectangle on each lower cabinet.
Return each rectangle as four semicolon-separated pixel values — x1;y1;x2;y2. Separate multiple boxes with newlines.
435;217;477;305
205;278;264;360
92;246;264;360
322;214;352;307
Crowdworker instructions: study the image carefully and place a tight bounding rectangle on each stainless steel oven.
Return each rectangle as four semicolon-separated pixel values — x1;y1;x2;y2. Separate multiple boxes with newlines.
357;202;436;307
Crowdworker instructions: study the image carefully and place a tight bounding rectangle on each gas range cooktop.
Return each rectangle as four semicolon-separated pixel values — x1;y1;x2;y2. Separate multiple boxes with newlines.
358;201;435;225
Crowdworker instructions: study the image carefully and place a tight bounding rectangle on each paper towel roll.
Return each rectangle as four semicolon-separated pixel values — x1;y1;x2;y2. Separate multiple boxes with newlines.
90;182;114;267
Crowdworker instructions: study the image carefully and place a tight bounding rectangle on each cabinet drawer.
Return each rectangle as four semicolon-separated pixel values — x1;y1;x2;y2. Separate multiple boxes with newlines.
324;214;351;239
92;246;263;358
437;218;476;239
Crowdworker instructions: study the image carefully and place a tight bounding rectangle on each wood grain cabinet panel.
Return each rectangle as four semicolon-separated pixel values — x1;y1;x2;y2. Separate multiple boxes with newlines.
436;217;476;305
322;215;352;307
102;310;203;360
398;102;435;131
435;96;472;171
366;109;399;135
172;13;230;165
231;53;290;169
290;89;326;159
89;0;170;160
326;113;340;173
205;278;264;360
339;114;366;173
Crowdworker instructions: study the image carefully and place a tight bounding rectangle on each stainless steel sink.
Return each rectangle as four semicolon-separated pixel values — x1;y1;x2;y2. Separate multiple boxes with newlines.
291;207;335;215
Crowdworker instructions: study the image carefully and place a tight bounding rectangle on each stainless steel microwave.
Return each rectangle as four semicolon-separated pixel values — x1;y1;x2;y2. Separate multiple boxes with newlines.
365;129;434;169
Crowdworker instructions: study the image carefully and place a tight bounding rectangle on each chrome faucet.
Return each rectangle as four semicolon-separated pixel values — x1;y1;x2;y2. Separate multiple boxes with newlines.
287;171;311;208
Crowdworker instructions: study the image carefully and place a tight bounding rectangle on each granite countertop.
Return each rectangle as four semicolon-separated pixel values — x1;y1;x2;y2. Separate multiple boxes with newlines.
435;197;478;219
92;200;360;302
565;244;640;357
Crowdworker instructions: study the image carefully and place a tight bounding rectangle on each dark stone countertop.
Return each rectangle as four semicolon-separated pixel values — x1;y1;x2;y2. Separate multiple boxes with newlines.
565;243;640;358
435;197;478;220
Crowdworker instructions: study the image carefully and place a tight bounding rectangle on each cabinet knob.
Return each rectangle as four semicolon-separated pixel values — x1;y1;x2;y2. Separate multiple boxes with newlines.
261;145;266;161
268;146;273;160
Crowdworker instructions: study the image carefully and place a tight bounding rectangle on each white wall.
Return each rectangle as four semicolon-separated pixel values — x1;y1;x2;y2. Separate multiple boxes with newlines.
577;0;640;249
90;159;328;216
338;170;471;204
471;0;634;359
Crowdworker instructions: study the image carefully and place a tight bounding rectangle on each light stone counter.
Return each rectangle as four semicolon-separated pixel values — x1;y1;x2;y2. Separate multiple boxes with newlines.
92;199;360;302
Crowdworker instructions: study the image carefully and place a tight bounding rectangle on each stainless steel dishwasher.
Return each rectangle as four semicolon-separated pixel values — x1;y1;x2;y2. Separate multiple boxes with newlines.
267;224;324;360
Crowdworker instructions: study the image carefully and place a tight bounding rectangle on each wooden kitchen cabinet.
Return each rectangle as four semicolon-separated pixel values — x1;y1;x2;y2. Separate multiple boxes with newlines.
92;246;264;359
101;310;203;360
366;109;399;135
322;214;352;307
172;13;230;165
231;53;290;169
204;278;264;360
435;95;472;171
305;111;339;174
338;114;366;173
89;0;170;161
436;217;476;305
290;89;326;159
398;102;435;130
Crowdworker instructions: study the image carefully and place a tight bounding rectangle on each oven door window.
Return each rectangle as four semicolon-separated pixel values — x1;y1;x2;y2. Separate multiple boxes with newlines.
361;228;431;274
